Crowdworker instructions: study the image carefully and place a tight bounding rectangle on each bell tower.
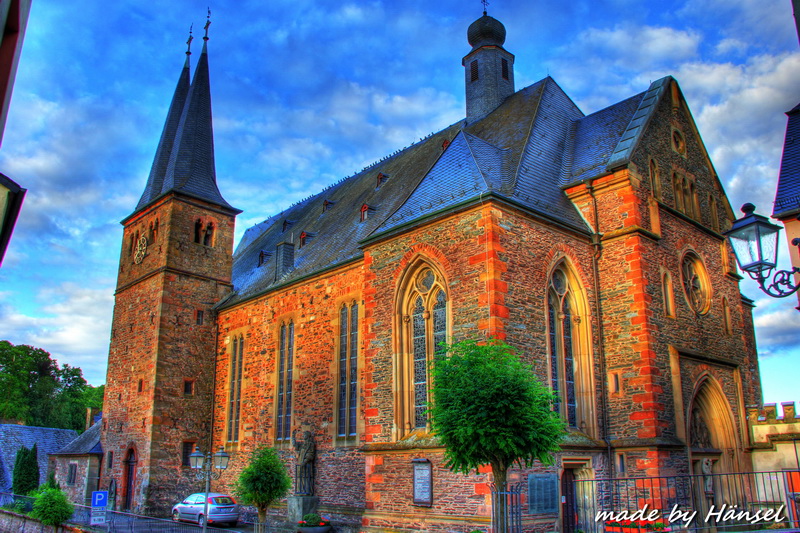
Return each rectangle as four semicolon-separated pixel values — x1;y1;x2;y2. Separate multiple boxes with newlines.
100;19;240;515
463;9;515;123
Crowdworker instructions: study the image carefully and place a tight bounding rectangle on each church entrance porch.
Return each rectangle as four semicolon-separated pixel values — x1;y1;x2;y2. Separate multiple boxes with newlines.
573;470;799;533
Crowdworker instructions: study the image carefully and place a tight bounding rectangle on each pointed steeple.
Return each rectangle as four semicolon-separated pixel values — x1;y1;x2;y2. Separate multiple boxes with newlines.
136;17;238;214
160;12;237;212
135;34;192;211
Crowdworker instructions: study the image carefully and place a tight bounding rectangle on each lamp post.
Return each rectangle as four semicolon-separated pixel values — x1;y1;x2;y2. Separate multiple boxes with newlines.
724;203;800;299
189;445;230;533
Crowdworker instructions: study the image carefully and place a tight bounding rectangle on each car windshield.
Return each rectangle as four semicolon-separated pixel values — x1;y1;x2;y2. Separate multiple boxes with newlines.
212;497;235;505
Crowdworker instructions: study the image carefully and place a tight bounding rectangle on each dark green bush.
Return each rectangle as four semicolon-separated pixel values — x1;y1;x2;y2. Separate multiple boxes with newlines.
29;487;74;526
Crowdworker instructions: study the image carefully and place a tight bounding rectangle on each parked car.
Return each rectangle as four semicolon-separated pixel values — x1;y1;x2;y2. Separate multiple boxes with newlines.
171;492;240;527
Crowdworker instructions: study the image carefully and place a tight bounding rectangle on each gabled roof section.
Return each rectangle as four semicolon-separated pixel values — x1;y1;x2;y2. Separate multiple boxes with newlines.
51;420;102;456
0;424;78;491
378;131;510;233
136;57;191;211
773;101;800;218
562;92;646;185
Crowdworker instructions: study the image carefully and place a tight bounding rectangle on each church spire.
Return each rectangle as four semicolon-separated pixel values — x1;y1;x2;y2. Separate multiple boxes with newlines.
137;14;238;213
135;30;192;211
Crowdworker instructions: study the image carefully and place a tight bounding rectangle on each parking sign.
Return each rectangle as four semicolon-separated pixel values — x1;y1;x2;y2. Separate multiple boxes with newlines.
91;491;108;508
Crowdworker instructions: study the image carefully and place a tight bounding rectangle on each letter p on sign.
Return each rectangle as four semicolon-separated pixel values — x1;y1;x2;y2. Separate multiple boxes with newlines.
92;491;108;508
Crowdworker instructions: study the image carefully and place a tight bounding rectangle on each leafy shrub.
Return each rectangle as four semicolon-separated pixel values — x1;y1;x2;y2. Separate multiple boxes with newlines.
29;487;74;527
298;513;329;526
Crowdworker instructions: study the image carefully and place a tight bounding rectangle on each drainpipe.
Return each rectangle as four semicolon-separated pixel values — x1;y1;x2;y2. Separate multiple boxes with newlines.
587;182;615;476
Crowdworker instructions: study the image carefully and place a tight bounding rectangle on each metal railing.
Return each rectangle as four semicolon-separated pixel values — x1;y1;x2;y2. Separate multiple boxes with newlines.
491;482;524;533
574;470;800;533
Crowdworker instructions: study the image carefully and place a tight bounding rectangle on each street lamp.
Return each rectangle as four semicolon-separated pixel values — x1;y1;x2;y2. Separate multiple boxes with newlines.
189;445;230;533
724;203;800;299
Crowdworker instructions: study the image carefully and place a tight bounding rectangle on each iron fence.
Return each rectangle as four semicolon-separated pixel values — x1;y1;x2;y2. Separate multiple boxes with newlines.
491;482;524;533
574;470;800;533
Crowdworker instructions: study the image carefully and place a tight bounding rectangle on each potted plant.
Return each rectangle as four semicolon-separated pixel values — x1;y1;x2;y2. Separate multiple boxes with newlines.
297;513;331;533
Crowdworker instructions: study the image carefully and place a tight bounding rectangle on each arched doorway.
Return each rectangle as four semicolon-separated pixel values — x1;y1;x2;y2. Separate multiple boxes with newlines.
122;449;137;511
688;378;739;522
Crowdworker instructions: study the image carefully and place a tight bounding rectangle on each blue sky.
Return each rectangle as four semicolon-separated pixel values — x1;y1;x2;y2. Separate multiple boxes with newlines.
1;0;798;408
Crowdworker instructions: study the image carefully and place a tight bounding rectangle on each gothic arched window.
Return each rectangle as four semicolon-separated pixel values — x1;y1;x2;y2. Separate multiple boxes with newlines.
396;263;448;435
546;263;594;432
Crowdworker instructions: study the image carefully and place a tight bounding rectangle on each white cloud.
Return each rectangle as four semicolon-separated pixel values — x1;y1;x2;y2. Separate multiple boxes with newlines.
1;282;113;385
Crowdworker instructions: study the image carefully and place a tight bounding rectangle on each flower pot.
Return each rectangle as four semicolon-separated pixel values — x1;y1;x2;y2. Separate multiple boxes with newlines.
297;526;331;533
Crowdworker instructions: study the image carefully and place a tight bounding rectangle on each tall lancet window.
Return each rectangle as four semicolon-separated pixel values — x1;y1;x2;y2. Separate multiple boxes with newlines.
337;303;359;437
397;262;448;435
227;334;244;442
276;321;294;441
546;263;593;431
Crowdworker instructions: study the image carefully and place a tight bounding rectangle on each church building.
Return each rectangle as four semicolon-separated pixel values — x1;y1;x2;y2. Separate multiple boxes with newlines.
99;10;763;532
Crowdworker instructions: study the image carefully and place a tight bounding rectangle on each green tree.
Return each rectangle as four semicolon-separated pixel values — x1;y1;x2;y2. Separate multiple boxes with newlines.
234;447;292;532
30;487;74;526
12;444;40;495
0;341;99;431
429;339;565;531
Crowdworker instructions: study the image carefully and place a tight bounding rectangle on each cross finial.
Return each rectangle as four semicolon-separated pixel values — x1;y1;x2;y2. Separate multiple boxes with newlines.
203;7;211;41
186;24;193;56
481;0;489;15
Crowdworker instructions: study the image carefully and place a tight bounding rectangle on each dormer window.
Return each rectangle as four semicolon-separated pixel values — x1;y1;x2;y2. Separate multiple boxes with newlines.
258;250;272;267
360;204;375;222
323;199;335;213
376;173;389;188
299;231;316;248
282;220;295;233
442;139;451;151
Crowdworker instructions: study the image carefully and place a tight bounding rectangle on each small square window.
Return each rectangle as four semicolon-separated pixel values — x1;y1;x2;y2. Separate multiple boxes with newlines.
184;380;194;396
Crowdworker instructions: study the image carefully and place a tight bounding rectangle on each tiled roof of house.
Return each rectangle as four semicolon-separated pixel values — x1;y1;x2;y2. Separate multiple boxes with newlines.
223;75;674;307
51;420;102;456
0;424;77;492
773;101;800;218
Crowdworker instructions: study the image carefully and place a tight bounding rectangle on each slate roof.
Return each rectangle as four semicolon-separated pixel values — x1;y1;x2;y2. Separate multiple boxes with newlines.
222;75;675;308
136;42;238;214
0;424;77;492
772;101;800;218
50;420;102;456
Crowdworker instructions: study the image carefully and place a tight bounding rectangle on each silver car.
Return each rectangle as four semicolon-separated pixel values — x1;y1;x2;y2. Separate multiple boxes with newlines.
171;492;240;527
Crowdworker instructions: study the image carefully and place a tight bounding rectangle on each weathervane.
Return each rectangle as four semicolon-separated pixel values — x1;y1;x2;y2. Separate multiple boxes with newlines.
204;7;211;41
481;0;489;15
186;24;193;56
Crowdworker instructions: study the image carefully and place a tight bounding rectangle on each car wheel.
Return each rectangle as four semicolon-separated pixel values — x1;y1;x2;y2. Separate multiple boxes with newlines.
172;510;180;522
198;515;205;528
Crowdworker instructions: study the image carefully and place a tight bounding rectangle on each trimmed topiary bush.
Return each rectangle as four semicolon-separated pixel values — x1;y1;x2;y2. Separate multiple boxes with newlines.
29;487;74;527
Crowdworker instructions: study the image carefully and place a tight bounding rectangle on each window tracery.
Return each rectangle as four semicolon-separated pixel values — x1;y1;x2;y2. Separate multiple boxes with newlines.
396;263;448;435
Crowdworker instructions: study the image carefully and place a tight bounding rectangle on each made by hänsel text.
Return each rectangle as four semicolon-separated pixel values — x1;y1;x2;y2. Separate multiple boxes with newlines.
596;503;787;528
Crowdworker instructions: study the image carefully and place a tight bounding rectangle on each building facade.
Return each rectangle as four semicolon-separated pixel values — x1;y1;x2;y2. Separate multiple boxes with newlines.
100;12;763;532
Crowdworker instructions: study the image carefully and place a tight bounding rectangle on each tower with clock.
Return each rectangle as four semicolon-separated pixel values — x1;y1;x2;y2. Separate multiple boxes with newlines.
99;21;240;514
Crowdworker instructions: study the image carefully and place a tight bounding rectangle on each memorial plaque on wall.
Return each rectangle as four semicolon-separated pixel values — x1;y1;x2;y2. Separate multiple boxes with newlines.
412;458;432;506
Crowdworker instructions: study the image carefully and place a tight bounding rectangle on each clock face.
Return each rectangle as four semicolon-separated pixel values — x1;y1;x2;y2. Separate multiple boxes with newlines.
133;235;147;264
